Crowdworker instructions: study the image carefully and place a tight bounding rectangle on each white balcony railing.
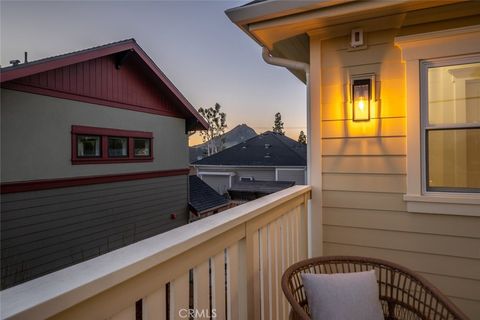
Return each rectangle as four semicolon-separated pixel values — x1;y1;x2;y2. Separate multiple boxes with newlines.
1;185;311;320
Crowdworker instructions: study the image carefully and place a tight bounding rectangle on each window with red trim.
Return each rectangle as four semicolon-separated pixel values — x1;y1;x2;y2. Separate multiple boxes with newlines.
71;125;153;164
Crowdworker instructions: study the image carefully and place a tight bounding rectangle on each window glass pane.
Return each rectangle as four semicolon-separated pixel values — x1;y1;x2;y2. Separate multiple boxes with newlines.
427;128;480;191
108;137;128;157
77;135;101;157
134;138;150;156
428;62;480;125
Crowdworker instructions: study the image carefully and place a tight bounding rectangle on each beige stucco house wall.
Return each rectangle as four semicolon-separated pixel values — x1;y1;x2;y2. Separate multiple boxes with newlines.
227;1;480;317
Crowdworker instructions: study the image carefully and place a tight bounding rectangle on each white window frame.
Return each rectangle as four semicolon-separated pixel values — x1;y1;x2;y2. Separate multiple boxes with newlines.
420;55;480;194
395;25;480;216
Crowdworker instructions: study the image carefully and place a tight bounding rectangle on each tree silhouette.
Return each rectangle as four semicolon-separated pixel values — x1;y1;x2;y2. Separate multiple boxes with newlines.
298;131;307;145
272;112;285;135
198;103;227;156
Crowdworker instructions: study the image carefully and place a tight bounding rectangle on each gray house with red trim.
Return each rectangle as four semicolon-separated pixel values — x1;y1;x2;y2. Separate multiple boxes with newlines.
0;39;208;289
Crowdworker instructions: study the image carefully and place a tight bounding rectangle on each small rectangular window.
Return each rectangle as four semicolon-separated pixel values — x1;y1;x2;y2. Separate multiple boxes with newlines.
71;126;153;164
134;138;151;157
423;58;480;192
108;137;128;157
77;135;101;157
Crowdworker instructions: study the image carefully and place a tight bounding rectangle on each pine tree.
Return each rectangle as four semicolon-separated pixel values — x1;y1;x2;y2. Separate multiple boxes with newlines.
272;112;285;135
298;130;307;145
198;103;227;156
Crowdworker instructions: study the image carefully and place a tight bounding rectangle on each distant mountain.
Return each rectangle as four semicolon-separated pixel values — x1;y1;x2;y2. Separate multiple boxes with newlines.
189;124;257;163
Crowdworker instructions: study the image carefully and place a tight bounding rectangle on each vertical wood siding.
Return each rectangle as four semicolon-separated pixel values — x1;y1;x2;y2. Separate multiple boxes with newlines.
1;175;188;289
319;29;480;318
5;55;183;117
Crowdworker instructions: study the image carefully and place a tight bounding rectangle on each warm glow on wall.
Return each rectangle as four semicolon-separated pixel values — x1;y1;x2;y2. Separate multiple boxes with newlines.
352;79;371;121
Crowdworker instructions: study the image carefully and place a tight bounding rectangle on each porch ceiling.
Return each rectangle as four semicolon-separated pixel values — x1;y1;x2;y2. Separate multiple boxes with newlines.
228;0;465;49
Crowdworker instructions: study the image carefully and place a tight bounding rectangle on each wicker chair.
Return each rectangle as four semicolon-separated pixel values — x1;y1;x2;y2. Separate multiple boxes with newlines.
282;256;469;320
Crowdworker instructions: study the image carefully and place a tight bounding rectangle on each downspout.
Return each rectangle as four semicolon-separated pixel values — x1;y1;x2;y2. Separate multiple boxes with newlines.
262;47;313;258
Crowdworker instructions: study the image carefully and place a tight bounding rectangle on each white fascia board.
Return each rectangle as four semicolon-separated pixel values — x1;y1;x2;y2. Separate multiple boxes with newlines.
195;165;305;169
198;171;236;177
225;0;352;25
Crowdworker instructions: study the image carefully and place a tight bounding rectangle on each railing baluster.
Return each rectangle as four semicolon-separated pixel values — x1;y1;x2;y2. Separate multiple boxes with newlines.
260;227;270;320
292;207;299;263
246;226;261;319
227;239;248;320
212;251;226;320
276;219;285;320
110;305;135;320
143;287;166;320
269;221;278;320
288;210;296;316
281;215;289;319
170;273;189;320
227;243;239;320
300;193;309;260
194;260;210;317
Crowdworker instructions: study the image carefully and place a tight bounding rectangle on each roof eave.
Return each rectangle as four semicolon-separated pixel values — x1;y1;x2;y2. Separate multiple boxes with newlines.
226;0;463;49
225;0;351;28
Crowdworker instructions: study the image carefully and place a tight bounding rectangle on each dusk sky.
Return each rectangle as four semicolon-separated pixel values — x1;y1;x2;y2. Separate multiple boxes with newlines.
1;0;307;145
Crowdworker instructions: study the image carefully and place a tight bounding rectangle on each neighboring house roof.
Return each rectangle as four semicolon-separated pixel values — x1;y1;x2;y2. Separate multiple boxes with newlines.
189;175;229;214
229;180;295;194
0;39;208;130
193;131;306;166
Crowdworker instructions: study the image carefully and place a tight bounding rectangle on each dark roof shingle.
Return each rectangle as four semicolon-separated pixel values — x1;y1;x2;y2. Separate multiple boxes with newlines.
193;131;306;166
189;175;229;214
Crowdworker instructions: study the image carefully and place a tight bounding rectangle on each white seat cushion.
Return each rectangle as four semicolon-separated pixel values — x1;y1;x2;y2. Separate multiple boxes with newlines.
301;270;384;320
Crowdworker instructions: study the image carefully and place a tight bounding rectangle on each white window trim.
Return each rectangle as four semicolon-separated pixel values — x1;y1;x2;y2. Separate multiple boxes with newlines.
395;25;480;217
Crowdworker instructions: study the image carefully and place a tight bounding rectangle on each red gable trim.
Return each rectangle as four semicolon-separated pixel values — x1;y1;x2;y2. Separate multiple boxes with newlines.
0;41;135;83
71;125;153;138
1;168;189;194
0;39;208;130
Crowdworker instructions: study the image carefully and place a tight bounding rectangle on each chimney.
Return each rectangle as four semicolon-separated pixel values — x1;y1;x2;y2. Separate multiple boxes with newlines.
24;52;28;63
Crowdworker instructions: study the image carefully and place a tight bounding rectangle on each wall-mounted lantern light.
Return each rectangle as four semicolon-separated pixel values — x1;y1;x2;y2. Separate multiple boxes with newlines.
352;78;371;121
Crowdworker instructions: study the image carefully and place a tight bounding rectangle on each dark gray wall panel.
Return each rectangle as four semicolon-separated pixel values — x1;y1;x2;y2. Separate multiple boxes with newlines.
1;175;188;289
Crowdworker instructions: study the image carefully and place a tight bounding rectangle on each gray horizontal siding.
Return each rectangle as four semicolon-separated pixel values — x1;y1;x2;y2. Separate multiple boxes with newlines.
236;169;275;181
1;175;188;289
277;169;306;185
